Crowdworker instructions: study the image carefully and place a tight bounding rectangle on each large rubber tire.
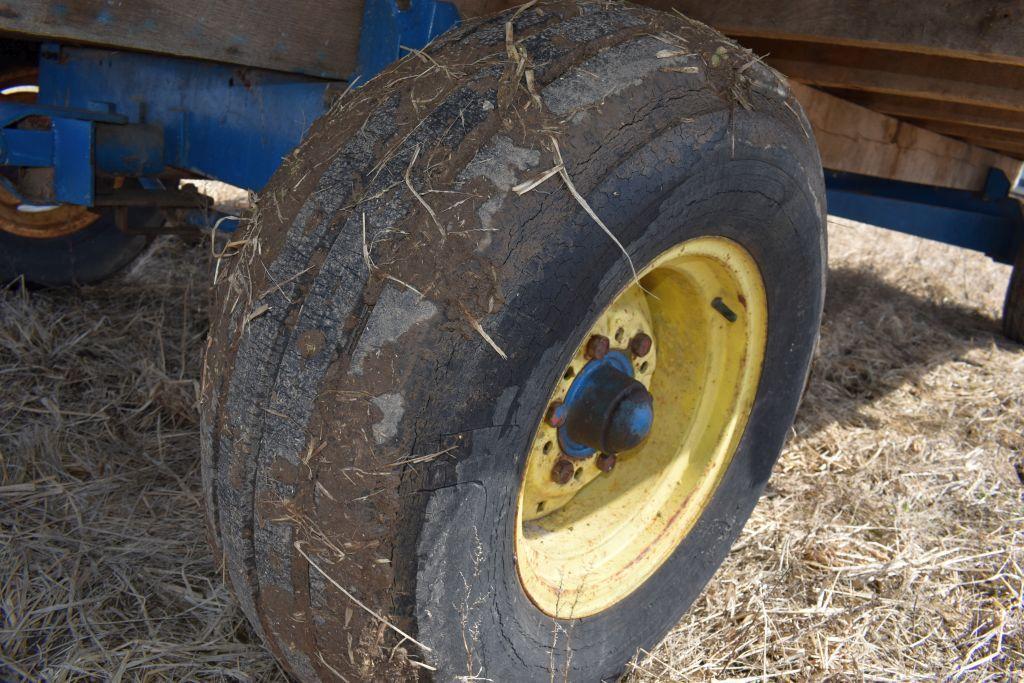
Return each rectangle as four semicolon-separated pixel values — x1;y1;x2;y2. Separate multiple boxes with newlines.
1004;244;1024;342
0;212;152;287
200;2;826;680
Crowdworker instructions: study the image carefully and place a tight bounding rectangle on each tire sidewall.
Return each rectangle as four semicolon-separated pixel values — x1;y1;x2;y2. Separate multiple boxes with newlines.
415;105;825;681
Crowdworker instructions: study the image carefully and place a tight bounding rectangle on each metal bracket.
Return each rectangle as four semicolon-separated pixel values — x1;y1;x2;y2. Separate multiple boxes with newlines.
0;100;129;205
52;118;94;205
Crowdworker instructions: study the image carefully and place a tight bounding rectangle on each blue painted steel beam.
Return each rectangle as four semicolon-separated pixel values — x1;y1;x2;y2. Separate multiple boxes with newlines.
0;100;127;127
0;0;461;207
35;44;334;194
0;49;332;205
0;129;53;167
0;124;165;173
354;0;461;83
824;169;1024;265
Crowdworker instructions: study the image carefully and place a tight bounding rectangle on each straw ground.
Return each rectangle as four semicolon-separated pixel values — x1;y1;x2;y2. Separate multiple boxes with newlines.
2;208;1022;679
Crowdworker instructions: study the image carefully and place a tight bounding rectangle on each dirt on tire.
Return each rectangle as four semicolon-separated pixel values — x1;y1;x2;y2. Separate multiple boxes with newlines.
200;2;815;679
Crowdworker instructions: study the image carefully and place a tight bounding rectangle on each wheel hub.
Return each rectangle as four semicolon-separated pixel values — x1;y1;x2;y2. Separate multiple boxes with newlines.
555;351;654;457
0;182;98;239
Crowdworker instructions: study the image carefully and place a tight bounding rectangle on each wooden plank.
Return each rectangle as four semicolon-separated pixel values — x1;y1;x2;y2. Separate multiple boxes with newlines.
953;140;1024;159
773;58;1024;113
0;1;363;79
735;38;1024;112
655;0;1024;67
904;119;1024;159
454;0;517;18
826;90;1024;134
789;82;1021;192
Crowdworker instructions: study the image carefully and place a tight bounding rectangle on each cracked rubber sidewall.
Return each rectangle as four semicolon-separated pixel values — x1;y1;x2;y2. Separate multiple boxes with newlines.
198;3;826;680
415;109;826;681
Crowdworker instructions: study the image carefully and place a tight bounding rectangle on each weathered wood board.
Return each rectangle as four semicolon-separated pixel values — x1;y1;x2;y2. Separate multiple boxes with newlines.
791;83;1021;192
655;4;1024;159
735;38;1024;113
2;0;1022;173
825;91;1024;136
0;0;363;78
661;0;1024;66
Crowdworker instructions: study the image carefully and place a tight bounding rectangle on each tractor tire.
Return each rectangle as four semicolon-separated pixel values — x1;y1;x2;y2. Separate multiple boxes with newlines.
0;213;152;287
200;2;826;681
1004;243;1024;343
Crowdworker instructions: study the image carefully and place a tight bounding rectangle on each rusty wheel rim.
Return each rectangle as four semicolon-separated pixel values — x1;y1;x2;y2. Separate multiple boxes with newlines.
0;67;99;239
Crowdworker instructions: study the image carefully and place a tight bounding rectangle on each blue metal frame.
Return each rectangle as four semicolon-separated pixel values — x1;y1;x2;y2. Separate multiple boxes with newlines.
0;44;332;206
824;168;1024;265
0;0;1020;264
354;0;460;83
0;0;458;208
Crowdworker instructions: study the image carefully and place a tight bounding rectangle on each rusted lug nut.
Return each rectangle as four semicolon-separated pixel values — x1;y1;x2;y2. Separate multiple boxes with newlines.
629;332;652;357
596;452;617;472
551;459;576;485
585;334;610;360
546;401;565;428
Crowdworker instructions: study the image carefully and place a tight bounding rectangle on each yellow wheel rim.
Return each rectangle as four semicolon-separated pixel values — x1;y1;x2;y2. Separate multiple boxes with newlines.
514;236;768;618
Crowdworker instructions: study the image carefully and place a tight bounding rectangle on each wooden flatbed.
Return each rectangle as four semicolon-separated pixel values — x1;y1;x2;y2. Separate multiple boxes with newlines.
2;0;1021;195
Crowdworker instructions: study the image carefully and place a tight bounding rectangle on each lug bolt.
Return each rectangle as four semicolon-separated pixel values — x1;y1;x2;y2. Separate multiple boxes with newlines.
629;332;652;357
546;401;565;428
596;452;617;472
585;334;610;360
551;459;576;485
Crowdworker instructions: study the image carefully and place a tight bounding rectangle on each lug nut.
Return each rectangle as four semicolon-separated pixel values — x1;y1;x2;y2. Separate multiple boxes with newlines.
551;459;576;485
596;452;617;472
546;401;565;428
585;334;610;360
629;332;652;357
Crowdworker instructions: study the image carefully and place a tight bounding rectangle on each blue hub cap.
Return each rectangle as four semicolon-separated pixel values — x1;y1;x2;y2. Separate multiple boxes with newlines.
555;351;655;458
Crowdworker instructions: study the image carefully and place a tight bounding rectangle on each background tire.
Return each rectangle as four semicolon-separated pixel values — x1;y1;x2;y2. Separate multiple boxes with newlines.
1004;244;1024;343
200;1;826;680
0;213;152;287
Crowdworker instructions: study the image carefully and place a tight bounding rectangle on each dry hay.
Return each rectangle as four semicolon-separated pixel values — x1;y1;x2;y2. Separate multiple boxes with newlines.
0;236;283;681
634;219;1024;681
1;215;1022;680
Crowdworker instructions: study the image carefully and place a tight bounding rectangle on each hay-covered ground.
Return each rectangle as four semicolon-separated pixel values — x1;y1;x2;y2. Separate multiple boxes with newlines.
2;215;1021;680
